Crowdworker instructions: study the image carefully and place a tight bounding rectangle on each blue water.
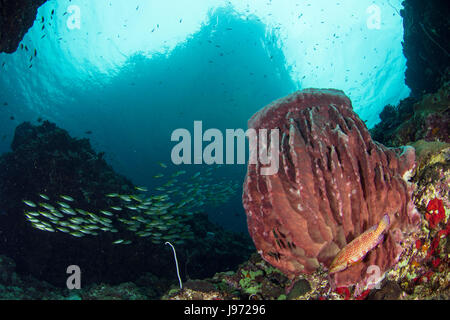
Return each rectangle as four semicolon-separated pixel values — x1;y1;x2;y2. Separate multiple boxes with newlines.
0;0;408;233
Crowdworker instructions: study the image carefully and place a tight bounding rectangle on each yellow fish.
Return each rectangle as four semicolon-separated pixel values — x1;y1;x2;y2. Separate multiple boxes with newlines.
329;214;390;274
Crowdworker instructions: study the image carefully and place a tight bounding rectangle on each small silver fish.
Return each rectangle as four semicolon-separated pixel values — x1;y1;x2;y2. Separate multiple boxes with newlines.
57;201;71;209
100;210;113;216
60;195;74;202
106;193;119;198
69;232;84;237
40;203;55;210
39;194;50;200
61;208;76;215
23;200;37;208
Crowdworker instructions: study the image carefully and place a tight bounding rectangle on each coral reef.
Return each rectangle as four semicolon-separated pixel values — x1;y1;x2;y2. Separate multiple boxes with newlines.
383;196;449;300
242;88;420;289
164;279;226;300
413;143;449;212
401;0;450;97
0;254;168;299
0;0;48;53
0;121;253;289
0;255;65;300
164;253;295;300
388;143;450;300
79;282;148;300
371;83;450;147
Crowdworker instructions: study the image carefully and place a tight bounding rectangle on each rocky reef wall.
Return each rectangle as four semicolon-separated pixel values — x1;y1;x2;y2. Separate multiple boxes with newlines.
0;0;48;53
401;0;450;97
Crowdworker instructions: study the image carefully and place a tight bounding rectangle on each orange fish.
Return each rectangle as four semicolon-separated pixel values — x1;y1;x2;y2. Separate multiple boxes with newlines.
329;214;390;274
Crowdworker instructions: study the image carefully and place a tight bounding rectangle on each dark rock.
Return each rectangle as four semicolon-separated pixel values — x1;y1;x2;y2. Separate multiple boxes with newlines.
0;255;16;284
379;105;397;122
368;280;403;300
260;277;284;298
401;0;450;97
81;282;148;300
287;279;311;299
0;0;48;53
184;279;217;293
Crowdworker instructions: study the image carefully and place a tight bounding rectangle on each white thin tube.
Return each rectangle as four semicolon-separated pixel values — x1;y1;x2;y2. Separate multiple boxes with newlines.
165;241;183;290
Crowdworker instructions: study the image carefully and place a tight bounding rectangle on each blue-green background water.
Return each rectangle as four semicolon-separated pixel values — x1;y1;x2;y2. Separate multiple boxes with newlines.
0;0;408;233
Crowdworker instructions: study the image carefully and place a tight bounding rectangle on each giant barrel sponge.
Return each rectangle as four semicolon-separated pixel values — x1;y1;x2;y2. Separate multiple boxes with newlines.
242;88;420;288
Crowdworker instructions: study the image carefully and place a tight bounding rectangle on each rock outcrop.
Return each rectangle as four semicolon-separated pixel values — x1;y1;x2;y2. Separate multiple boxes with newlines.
0;0;48;53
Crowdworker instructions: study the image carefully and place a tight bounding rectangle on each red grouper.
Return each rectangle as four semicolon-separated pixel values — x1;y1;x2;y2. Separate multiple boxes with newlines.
329;214;391;274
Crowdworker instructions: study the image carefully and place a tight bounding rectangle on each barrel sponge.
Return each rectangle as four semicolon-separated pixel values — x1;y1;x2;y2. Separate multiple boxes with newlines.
242;88;420;287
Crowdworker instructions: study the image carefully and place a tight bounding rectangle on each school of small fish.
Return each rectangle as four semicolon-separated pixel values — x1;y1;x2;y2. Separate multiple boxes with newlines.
22;165;239;246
